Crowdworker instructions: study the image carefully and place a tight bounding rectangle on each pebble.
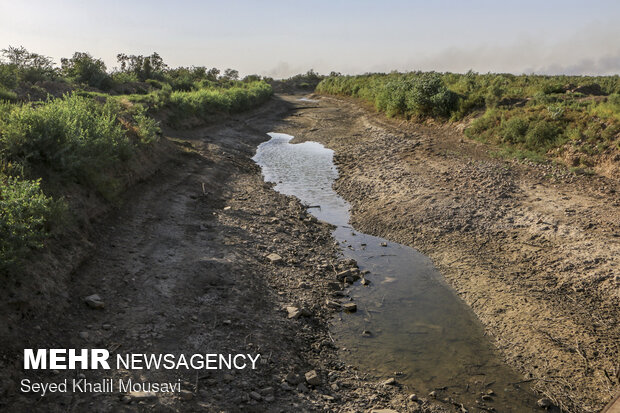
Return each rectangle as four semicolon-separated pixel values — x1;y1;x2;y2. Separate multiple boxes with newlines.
382;378;396;386
78;331;89;340
127;391;156;401
305;370;321;386
249;391;262;401
84;294;104;309
408;393;418;401
266;253;283;263
342;302;357;312
286;306;302;319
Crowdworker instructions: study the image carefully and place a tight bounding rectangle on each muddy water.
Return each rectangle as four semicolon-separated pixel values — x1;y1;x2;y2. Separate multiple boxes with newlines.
253;132;543;411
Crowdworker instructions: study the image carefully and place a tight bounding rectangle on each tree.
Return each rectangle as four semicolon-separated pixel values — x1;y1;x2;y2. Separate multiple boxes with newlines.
221;68;239;81
1;46;56;83
116;52;168;81
60;52;110;89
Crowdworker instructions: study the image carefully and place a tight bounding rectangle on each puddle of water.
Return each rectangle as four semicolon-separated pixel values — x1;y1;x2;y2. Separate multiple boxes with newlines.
253;132;545;412
297;97;318;103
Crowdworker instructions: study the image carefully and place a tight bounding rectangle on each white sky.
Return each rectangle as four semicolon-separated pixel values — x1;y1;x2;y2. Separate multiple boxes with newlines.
1;0;619;77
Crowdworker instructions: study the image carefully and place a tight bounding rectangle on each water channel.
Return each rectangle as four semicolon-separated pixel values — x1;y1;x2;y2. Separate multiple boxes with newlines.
253;132;545;411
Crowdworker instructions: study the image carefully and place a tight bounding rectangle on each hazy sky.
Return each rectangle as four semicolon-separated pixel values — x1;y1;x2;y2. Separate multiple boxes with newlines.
1;0;619;77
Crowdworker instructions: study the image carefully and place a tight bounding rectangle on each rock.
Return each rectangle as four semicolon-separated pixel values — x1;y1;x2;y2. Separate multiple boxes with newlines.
327;282;342;291
285;372;302;385
281;382;294;391
382;378;396;386
429;390;437;398
361;278;371;285
286;306;302;319
259;387;274;395
266;253;283;263
326;299;342;309
264;395;275;402
380;242;388;247
537;398;553;408
336;269;353;279
249;391;262;401
127;391;156;401
486;389;495;395
305;370;321;386
342;302;357;312
336;269;360;282
84;294;104;309
179;390;193;401
78;331;89;340
408;393;418;401
102;324;112;330
297;383;308;393
481;394;492;401
371;409;398;413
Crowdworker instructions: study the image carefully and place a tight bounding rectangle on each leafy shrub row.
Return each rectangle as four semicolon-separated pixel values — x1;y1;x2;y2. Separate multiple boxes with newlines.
316;72;620;159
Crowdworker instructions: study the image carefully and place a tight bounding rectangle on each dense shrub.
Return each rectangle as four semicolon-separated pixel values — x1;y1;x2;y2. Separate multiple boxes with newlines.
168;81;272;119
0;94;160;199
0;176;56;270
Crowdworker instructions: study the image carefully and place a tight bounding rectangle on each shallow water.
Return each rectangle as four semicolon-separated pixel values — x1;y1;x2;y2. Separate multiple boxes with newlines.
253;132;544;411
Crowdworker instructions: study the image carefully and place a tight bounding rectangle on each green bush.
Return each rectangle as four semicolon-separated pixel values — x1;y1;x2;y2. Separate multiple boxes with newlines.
501;116;529;144
0;176;55;270
0;94;140;199
525;121;560;150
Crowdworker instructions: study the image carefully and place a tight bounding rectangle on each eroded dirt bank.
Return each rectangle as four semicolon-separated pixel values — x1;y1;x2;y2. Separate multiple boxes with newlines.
1;96;450;412
281;94;620;413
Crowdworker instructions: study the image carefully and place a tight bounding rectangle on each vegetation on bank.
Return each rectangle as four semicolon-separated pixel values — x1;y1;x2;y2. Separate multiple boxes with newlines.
316;72;620;164
0;46;273;273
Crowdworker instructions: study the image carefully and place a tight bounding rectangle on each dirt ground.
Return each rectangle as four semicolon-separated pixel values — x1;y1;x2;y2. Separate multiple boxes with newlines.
0;96;454;413
279;94;620;413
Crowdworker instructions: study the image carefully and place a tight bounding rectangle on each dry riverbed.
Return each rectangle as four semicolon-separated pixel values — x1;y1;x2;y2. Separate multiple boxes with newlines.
280;94;620;413
1;96;450;412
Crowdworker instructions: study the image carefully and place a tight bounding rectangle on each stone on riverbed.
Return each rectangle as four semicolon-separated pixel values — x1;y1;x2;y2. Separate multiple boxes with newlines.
266;253;283;263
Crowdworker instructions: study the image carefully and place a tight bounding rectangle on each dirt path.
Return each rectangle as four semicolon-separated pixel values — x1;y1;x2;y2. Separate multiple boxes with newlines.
279;94;620;413
3;96;451;413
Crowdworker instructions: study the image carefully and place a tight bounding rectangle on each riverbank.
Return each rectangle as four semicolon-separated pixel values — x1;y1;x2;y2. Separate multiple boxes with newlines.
281;94;620;413
1;95;450;412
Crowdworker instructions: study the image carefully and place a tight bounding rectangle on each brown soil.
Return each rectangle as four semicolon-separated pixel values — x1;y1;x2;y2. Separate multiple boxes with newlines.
279;94;620;413
0;95;450;413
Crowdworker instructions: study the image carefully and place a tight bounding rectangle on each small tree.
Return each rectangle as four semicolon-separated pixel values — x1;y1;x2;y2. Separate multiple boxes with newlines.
60;52;111;89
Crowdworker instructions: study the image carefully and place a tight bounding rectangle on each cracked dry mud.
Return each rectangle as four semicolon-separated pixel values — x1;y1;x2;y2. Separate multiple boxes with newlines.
282;94;619;413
